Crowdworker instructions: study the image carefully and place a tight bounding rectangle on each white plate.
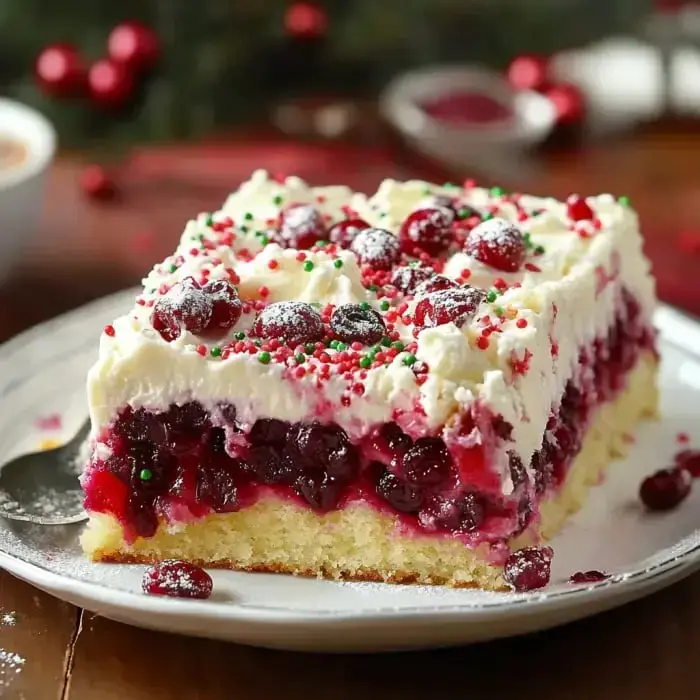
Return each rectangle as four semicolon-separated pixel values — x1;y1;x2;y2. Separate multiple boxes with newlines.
0;290;699;652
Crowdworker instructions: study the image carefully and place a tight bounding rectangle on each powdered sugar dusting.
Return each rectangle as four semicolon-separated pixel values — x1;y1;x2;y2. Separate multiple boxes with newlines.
350;228;400;270
253;301;324;346
0;649;25;691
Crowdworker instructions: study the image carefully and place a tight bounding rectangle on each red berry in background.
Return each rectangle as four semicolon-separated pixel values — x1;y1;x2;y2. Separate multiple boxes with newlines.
545;82;586;125
399;207;454;257
506;54;550;92
80;165;117;202
35;43;86;98
676;449;700;477
464;218;527;272
639;468;691;511
284;1;328;38
108;21;159;72
88;58;134;108
503;546;553;592
277;203;327;249
350;228;401;270
566;194;594;222
142;560;213;599
328;218;369;248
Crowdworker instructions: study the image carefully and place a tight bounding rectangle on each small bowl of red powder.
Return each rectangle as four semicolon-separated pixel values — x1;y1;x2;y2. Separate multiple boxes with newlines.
380;65;556;172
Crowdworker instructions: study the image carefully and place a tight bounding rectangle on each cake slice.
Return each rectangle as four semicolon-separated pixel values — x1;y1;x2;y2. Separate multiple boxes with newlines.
81;171;658;590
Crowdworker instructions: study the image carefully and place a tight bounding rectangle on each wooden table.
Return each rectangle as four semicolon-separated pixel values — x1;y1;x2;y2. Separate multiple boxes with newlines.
2;123;700;699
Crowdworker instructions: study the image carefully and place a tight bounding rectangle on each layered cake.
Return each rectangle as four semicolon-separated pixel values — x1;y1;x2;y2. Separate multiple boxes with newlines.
81;170;658;590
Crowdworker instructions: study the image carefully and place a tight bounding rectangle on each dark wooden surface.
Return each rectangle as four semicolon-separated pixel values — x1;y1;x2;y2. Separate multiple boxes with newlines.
2;124;700;698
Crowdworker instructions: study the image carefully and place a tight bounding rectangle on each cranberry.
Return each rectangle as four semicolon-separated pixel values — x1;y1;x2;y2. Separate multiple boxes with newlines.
296;472;344;511
503;546;553;591
201;279;242;336
253;301;325;346
419;493;485;533
247;445;298;486
566;195;594;222
329;303;386;346
125;495;159;538
399;207;454;256
390;265;434;294
196;460;240;513
152;278;213;342
83;470;128;517
376;469;423;513
508;453;527;489
215;403;239;429
639;468;691;511
248;418;290;447
401;438;452;489
371;422;412;458
291;422;358;481
116;407;164;444
328;218;370;248
464;218;526;272
413;287;485;329
277;203;327;249
142;560;213;599
413;275;459;297
163;402;210;454
350;228;401;270
129;443;175;491
570;570;610;584
676;449;700;477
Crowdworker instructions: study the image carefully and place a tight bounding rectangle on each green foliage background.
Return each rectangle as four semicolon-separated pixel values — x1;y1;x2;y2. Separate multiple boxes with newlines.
0;0;652;147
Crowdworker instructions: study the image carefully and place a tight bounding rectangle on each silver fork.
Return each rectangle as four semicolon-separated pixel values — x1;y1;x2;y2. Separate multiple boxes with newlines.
0;420;90;525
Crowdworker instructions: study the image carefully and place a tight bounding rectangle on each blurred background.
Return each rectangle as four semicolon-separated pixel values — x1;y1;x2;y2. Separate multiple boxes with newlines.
1;0;700;336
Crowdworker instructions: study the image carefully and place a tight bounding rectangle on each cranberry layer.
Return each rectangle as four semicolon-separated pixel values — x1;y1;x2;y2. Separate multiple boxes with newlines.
83;290;654;545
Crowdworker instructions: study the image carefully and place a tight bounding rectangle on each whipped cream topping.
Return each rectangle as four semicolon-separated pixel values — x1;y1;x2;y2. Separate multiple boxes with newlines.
87;170;656;487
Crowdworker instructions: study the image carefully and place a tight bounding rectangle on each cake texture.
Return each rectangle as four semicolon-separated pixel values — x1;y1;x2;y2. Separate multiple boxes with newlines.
81;172;658;590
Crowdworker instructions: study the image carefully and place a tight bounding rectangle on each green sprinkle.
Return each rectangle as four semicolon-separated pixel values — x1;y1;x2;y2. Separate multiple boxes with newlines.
254;339;262;347
458;208;471;219
494;306;505;317
329;340;339;350
303;261;314;272
422;187;431;195
198;233;205;242
490;186;506;197
371;344;382;354
244;212;253;221
205;214;213;227
403;354;417;367
235;331;245;341
482;213;494;222
379;211;388;218
368;284;378;292
239;225;249;234
295;352;305;364
381;336;391;347
168;264;178;273
210;346;222;358
273;195;283;206
523;232;532;249
305;343;316;354
442;182;458;189
359;356;372;369
139;468;152;481
618;195;630;206
316;240;327;247
360;301;371;311
408;260;420;268
391;341;405;351
487;290;498;303
259;235;269;246
333;259;343;269
380;300;391;311
335;342;346;351
258;351;271;364
534;245;546;255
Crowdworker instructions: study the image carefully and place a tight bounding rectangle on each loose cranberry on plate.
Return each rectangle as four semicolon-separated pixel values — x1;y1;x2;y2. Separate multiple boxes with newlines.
503;546;553;592
253;300;325;347
399;207;454;257
639;468;691;511
142;560;213;599
350;228;401;270
570;570;610;584
464;218;527;272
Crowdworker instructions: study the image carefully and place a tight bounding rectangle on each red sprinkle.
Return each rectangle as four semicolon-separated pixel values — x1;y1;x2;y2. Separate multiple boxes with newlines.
196;344;207;356
267;259;279;270
476;335;489;350
516;318;528;329
524;262;541;272
104;324;116;337
677;432;690;444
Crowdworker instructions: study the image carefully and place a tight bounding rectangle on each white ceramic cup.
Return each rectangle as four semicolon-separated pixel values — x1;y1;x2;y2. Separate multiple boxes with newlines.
0;98;56;277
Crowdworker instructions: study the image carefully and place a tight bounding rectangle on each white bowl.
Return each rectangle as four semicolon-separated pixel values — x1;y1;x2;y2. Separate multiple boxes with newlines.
380;65;556;175
0;99;56;276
